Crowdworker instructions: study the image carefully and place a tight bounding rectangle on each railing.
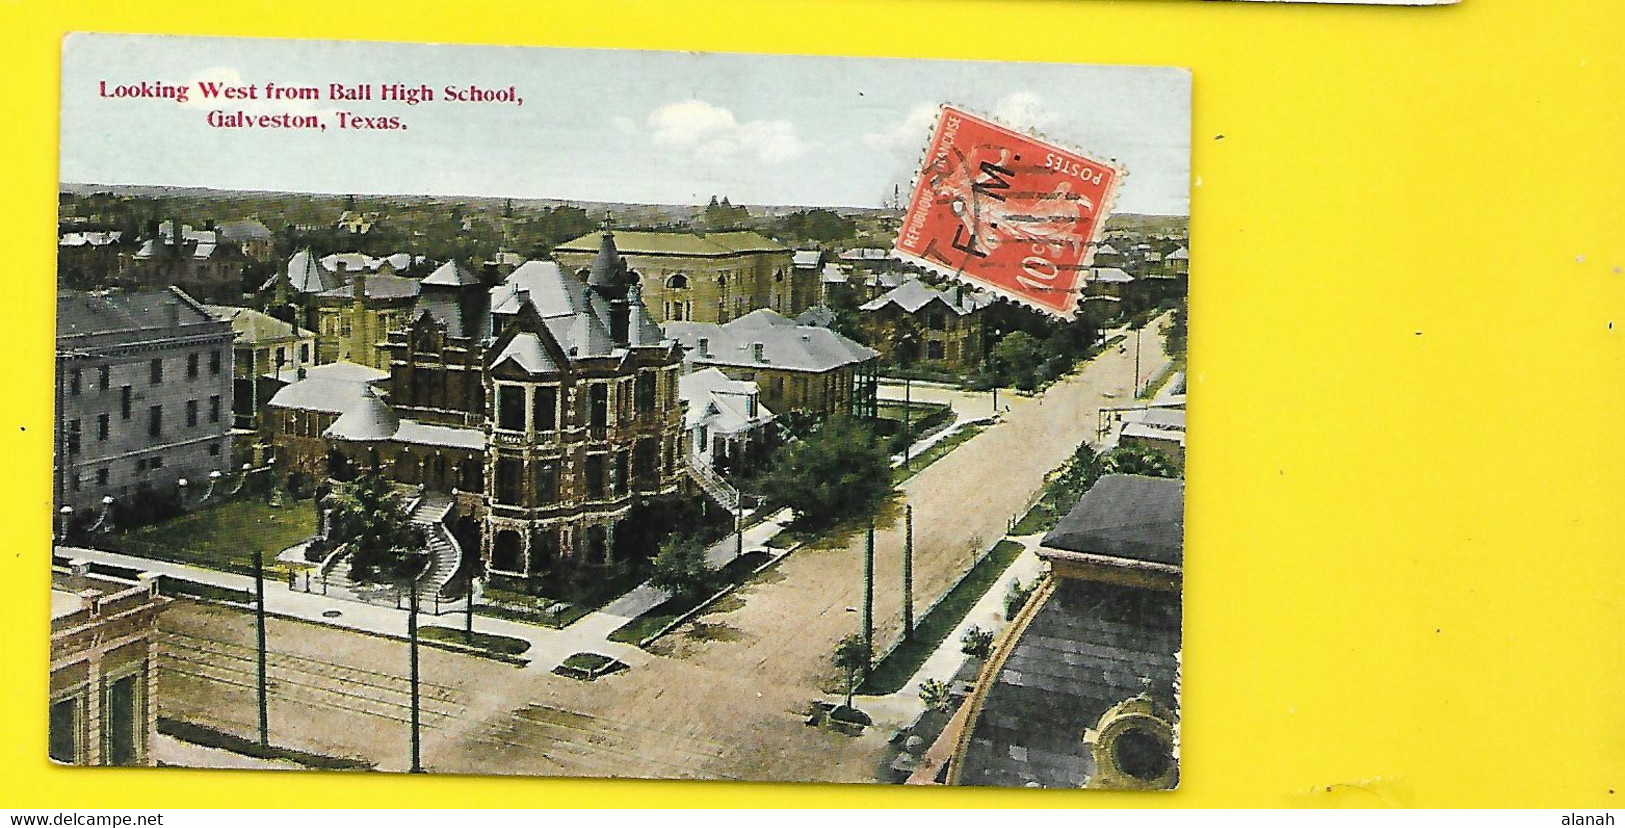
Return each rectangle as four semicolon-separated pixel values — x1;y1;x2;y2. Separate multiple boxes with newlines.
686;453;741;513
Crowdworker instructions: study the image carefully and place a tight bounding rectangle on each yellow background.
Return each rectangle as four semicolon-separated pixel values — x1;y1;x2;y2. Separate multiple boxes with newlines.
3;0;1621;809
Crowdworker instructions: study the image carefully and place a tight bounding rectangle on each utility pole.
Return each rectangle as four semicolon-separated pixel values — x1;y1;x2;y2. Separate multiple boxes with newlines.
252;550;269;748
408;573;424;774
735;503;744;559
863;518;875;664
464;560;475;644
903;504;914;640
1134;325;1142;397
902;377;913;467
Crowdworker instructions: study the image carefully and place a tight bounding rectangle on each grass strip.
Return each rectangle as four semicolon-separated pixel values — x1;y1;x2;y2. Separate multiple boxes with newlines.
859;539;1025;695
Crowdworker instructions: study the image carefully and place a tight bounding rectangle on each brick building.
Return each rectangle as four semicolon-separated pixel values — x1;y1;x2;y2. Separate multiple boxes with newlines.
49;562;168;766
858;277;992;372
666;308;879;419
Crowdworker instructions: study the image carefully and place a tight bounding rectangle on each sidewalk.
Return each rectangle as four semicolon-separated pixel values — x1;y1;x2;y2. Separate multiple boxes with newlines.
846;534;1048;729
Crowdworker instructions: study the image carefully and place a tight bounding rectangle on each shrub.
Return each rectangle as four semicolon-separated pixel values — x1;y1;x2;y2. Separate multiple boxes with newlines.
961;625;995;660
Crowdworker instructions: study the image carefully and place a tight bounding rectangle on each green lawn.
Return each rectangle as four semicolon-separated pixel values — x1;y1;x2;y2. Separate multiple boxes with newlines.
114;498;319;575
477;569;649;629
418;625;530;656
893;424;984;485
859;539;1026;695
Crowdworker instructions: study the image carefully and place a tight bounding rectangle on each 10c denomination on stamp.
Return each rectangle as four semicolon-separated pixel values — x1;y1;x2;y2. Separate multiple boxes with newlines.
892;105;1124;320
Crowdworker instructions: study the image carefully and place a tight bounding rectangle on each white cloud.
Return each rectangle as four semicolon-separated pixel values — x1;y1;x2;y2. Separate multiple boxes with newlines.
647;100;807;164
992;92;1060;132
861;103;939;155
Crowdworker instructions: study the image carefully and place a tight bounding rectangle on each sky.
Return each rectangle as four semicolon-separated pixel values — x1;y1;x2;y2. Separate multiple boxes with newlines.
61;34;1191;215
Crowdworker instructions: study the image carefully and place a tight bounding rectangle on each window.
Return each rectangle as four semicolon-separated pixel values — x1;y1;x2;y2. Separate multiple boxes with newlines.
149;358;163;385
614;451;629;495
495;457;523;505
666;273;689;289
589;384;608;428
98;365;110;391
585;454;605;497
927;340;946;360
69;368;82;396
97;414;109;441
187;352;199;379
210;350;222;375
48;696;80;764
299;343;310;363
96;468;109;485
927;312;947;331
208;395;221;424
120;386;132;420
634;439;659;482
148;405;162;438
497;385;525;431
634;373;656;413
534;462;558;505
209;442;221;457
186;400;199;427
492;530;522;573
532;386;557;431
104;673;141;766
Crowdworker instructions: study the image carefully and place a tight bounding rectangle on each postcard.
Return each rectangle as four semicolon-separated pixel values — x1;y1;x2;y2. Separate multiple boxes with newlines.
52;34;1189;788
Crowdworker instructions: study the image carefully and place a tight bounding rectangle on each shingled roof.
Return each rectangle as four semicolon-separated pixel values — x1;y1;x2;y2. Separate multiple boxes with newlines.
666;309;877;374
859;277;993;316
1043;474;1184;566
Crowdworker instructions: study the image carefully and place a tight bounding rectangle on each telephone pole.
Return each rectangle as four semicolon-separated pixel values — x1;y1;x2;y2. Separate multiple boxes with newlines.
863;518;875;661
903;504;914;640
408;579;424;774
252;550;269;747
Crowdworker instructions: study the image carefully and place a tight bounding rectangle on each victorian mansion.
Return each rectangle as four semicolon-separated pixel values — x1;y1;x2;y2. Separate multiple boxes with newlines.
266;226;687;587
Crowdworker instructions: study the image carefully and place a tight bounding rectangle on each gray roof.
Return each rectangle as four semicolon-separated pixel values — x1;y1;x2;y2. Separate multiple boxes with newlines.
795;305;836;328
491;261;589;318
318;274;421;301
491;332;559;374
667;309;877;374
263;249;341;294
1042;475;1184;567
680;367;774;434
1091;267;1135;284
859;277;992;316
420;260;480;288
956;577;1180;788
267;375;379;415
217;219;272;242
57;287;219;341
1166;246;1189;261
323;386;399;441
792;250;823;268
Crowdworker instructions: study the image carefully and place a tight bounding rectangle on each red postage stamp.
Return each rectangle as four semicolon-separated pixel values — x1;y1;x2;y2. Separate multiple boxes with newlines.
892;105;1124;320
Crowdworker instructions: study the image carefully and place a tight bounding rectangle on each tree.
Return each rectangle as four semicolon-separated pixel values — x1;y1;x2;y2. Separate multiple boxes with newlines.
761;417;893;531
832;633;870;710
991;330;1044;391
325;476;427;585
649;537;716;600
961;625;995;660
1104;445;1179;479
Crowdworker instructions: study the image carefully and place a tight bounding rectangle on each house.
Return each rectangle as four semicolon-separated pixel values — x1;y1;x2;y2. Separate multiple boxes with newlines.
312;271;422;369
55;288;236;520
217;219;274;260
57;230;126;291
912;474;1182;789
858;277;993;372
128;221;247;303
680;367;776;476
666;308;880;419
203;304;317;429
49;561;168;766
552;221;810;324
263;361;392;473
1117;406;1186;469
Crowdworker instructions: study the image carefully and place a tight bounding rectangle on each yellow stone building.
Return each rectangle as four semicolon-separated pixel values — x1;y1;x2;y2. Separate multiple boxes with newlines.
312;271;421;369
553;224;810;325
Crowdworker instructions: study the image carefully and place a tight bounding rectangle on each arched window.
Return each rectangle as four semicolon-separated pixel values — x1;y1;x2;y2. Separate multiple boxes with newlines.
665;273;689;289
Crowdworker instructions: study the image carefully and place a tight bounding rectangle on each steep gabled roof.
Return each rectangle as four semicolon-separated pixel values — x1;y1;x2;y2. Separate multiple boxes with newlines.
420;259;480;288
859;277;992;315
491;331;560;375
263;249;341;294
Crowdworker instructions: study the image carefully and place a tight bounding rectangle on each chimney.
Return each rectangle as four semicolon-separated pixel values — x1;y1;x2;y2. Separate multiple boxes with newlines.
752;342;766;363
352;270;367;307
297;366;307;380
697;337;709;357
163;297;181;327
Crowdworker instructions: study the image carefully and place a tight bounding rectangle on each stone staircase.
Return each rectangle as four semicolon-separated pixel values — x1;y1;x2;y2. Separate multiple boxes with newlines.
319;487;467;608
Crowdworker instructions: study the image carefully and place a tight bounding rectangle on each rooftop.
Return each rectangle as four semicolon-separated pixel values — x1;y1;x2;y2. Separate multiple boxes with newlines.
859;277;993;316
667;309;877;374
1042;474;1184;567
555;229;790;257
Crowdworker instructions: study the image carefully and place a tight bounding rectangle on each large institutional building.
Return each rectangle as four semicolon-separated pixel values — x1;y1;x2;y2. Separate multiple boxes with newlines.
55;288;236;519
553;225;813;325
